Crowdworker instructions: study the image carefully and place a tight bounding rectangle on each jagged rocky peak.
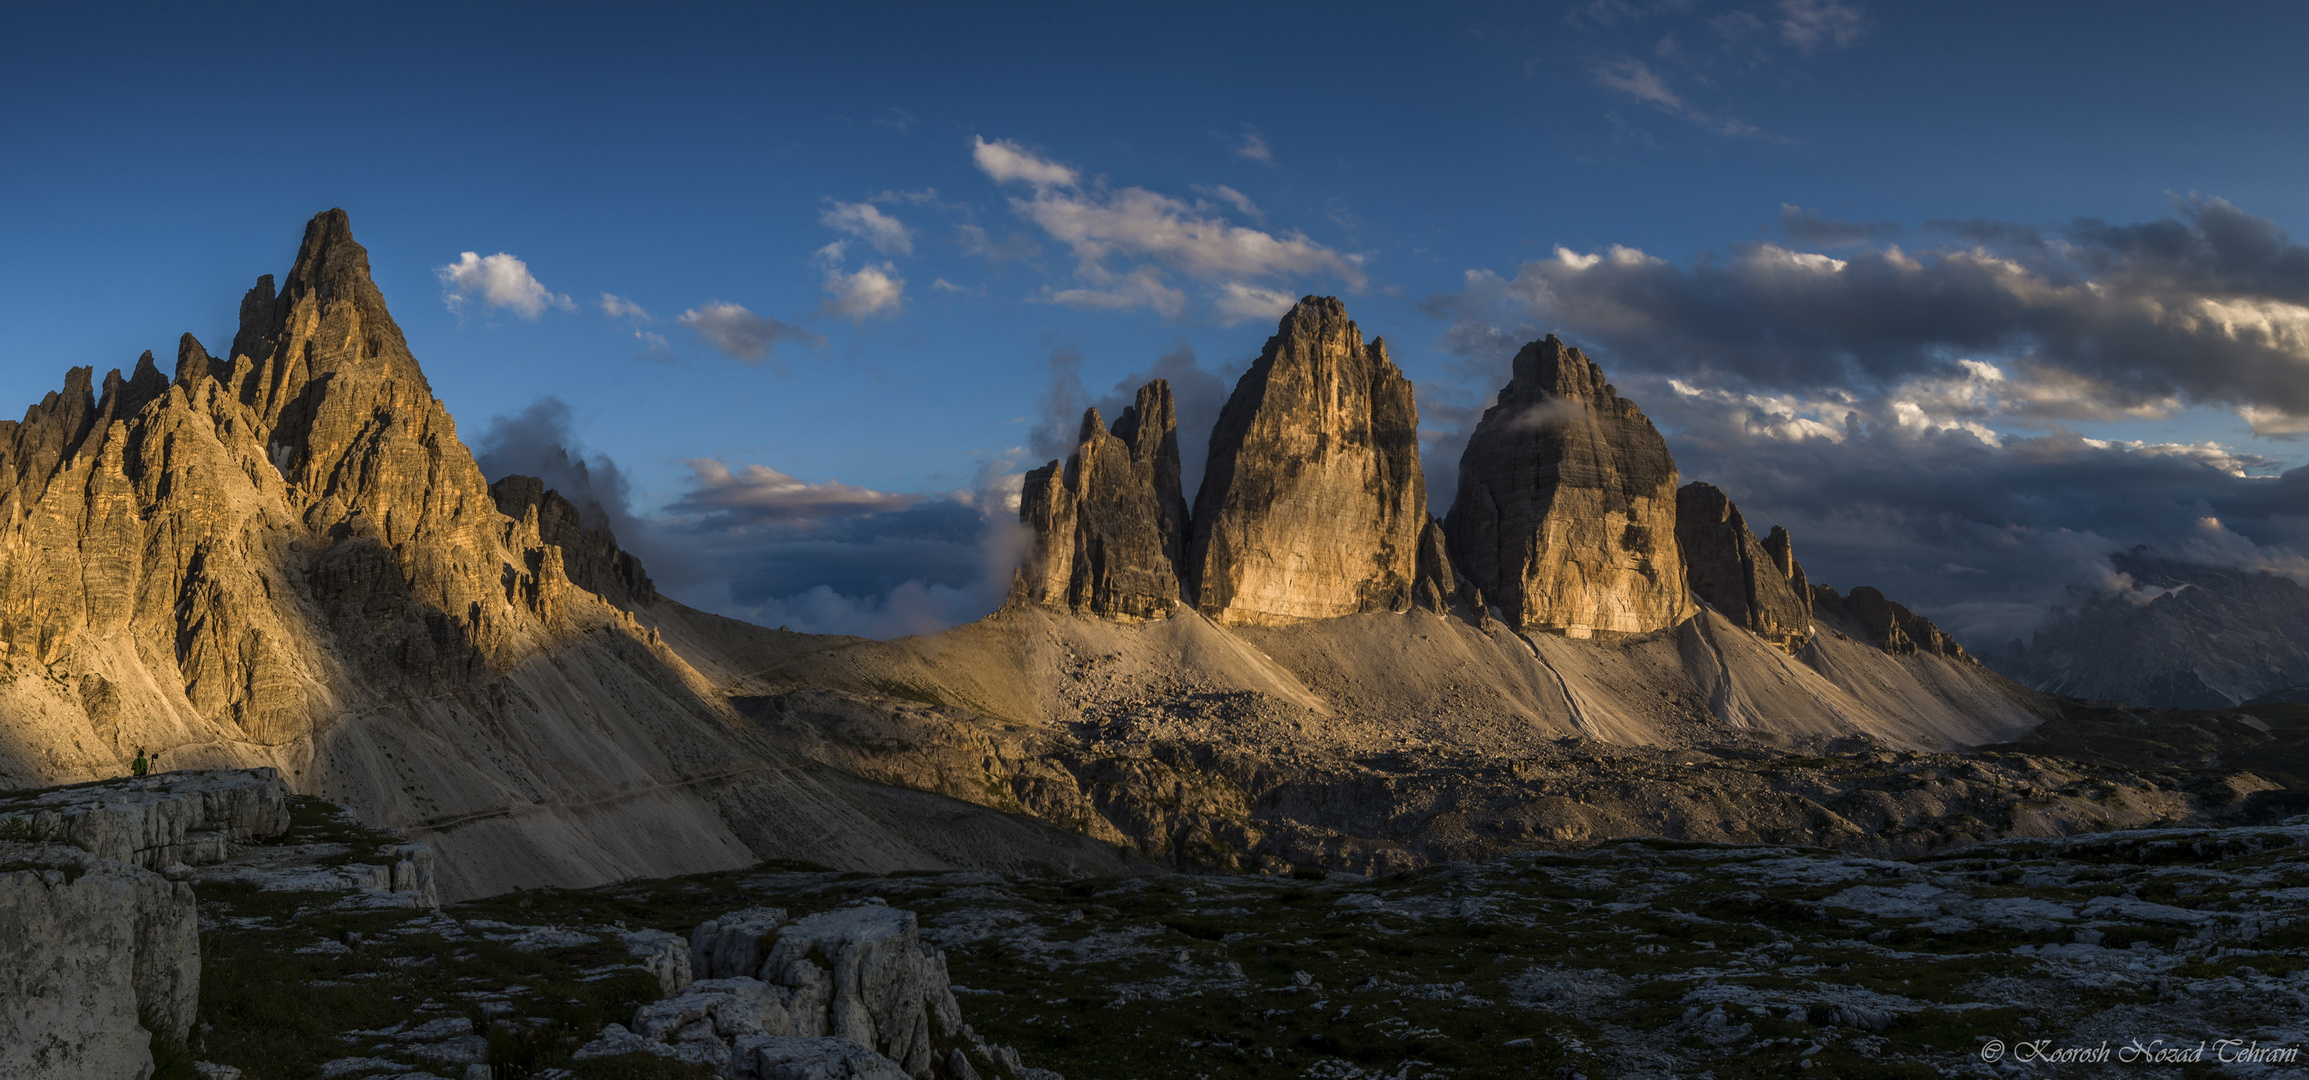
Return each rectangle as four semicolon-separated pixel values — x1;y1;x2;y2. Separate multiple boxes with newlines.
1674;482;1812;651
1446;335;1690;638
489;475;660;609
1017;379;1190;620
1189;296;1425;625
1812;584;1973;662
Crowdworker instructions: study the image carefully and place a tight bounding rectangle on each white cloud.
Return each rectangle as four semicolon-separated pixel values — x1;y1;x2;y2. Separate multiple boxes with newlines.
599;293;650;320
970;136;1079;189
1040;266;1187;318
676;302;819;364
1013;183;1362;285
1211;282;1297;325
820;200;914;256
435;252;574;319
2240;404;2309;438
820;263;906;321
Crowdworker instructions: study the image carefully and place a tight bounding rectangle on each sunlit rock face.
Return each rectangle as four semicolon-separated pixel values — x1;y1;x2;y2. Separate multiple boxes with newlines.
1016;379;1190;620
1188;297;1426;626
1446;335;1691;638
1676;482;1813;652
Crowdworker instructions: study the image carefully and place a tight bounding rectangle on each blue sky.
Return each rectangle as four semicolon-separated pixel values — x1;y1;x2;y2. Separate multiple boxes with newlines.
9;1;2309;645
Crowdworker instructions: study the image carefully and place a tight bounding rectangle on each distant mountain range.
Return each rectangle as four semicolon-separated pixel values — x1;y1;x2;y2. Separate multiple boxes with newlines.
1997;551;2309;708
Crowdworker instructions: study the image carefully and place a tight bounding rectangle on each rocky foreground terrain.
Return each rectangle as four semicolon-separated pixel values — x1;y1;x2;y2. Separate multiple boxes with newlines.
8;769;2308;1080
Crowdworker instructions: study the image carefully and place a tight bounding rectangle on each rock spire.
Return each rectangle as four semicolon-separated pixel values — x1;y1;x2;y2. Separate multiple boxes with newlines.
1188;297;1426;625
1016;380;1190;619
1675;482;1812;651
1445;335;1690;637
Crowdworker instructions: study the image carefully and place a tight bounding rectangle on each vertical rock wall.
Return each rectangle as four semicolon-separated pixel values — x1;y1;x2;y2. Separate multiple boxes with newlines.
1016;380;1189;619
1189;297;1426;626
1446;336;1690;638
1675;482;1813;652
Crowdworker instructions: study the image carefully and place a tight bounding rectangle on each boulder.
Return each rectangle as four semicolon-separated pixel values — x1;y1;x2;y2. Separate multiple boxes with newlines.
1189;297;1425;625
1674;483;1811;651
759;904;964;1077
1016;380;1189;620
692;906;790;981
1446;336;1690;638
0;843;200;1080
731;1035;913;1080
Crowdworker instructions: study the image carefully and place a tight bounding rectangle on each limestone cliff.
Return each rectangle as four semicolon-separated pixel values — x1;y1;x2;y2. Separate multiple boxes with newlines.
1446;335;1691;638
0;209;1136;899
1188;297;1425;625
1015;380;1188;619
0;843;199;1080
490;475;659;609
1812;584;1972;661
1675;482;1812;651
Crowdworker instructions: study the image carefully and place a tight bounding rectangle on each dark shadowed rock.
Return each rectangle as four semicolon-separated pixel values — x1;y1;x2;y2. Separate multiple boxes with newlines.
1997;551;2309;707
1189;298;1425;625
1446;335;1689;638
1413;517;1456;614
1675;482;1811;651
1813;585;1972;662
1016;380;1189;619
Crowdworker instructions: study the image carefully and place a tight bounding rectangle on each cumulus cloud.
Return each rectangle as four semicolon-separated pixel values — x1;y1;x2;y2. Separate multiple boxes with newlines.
677;302;820;365
818;262;906;321
970;136;1079;189
436;252;574;318
1431;197;2309;423
1005;181;1363;285
1638;371;2309;649
972;134;1361;320
820;200;914;256
1211;282;1297;326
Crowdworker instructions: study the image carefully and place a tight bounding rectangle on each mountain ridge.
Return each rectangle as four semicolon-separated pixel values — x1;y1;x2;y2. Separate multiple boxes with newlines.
4;210;2236;900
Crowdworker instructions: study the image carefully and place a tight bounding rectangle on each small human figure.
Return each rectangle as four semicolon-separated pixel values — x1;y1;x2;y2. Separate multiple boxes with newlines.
149;750;162;774
131;748;148;777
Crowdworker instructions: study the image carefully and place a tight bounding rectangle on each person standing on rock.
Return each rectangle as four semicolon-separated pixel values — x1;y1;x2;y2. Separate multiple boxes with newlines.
131;748;148;777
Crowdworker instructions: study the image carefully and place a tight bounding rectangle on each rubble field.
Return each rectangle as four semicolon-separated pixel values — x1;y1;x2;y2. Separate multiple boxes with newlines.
182;795;2309;1080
